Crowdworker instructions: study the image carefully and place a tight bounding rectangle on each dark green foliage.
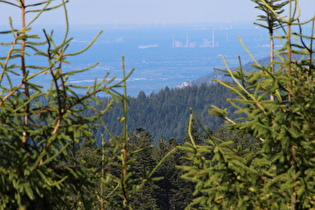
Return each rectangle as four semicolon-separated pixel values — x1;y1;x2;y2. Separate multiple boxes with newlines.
0;1;191;208
182;119;205;145
91;127;196;210
213;126;261;152
92;83;235;145
153;138;195;210
128;127;160;209
179;1;315;209
0;1;132;209
95;118;178;209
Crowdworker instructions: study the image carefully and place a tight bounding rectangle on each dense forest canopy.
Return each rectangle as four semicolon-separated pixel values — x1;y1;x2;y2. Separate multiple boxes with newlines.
91;83;236;145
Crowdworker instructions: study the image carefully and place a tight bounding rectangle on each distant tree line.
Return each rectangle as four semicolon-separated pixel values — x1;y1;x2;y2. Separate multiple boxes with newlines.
91;83;237;146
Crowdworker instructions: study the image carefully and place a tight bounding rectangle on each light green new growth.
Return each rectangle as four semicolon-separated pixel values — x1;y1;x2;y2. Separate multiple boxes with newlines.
0;0;134;209
180;0;315;209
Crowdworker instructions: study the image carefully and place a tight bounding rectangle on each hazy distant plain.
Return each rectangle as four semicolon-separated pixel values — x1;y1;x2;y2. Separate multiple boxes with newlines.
0;23;272;96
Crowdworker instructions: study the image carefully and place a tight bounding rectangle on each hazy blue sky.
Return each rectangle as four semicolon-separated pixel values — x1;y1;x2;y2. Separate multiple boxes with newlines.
0;0;314;26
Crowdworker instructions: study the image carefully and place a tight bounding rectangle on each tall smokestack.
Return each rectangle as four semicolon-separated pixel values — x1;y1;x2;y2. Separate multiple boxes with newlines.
212;29;215;48
186;32;189;48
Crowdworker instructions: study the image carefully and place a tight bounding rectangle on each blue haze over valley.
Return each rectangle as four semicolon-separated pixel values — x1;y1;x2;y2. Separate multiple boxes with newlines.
1;1;314;97
1;23;273;96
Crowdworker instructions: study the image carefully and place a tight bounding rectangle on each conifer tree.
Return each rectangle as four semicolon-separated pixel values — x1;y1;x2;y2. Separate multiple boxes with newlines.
179;0;315;209
251;0;289;100
0;1;132;208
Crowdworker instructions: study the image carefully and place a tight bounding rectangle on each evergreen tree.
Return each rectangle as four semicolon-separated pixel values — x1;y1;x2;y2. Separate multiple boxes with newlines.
92;83;235;144
128;127;160;209
154;138;195;210
179;1;315;209
0;0;132;208
251;0;289;100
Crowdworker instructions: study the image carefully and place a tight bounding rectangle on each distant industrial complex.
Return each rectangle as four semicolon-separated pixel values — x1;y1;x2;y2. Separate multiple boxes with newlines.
172;30;218;48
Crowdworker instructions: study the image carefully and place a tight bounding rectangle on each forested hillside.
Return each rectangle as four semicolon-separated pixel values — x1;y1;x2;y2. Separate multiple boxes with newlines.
92;83;236;145
93;56;274;145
